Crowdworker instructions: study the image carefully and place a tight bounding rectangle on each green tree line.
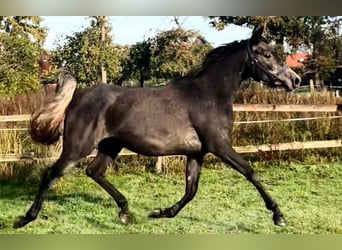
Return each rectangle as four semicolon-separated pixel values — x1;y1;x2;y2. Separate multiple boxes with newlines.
1;16;341;97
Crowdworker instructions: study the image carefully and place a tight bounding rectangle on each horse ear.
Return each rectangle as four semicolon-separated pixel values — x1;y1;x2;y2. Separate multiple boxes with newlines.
250;25;264;43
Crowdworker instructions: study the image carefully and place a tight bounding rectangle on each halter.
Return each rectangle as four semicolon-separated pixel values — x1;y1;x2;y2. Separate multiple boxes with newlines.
246;39;288;83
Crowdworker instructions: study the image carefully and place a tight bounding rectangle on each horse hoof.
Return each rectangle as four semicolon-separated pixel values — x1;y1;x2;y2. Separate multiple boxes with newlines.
148;209;163;218
148;208;174;218
273;215;286;227
13;216;29;229
119;212;133;224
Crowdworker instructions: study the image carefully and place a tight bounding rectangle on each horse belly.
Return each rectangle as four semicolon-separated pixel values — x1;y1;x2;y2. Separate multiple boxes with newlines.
122;128;202;156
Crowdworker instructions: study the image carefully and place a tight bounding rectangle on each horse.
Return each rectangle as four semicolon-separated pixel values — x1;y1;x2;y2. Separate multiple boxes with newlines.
13;26;301;229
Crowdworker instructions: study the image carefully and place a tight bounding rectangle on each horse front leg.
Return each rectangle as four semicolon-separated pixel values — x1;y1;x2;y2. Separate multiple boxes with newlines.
212;144;286;227
149;154;204;218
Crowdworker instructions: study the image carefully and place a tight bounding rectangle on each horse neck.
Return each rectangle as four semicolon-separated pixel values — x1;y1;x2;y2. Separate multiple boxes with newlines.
198;48;248;101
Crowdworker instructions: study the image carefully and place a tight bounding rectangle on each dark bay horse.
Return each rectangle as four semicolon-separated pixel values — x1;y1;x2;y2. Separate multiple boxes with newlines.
14;26;301;229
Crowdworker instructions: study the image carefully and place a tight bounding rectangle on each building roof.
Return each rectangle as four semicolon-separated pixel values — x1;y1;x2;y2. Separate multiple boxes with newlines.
286;52;311;68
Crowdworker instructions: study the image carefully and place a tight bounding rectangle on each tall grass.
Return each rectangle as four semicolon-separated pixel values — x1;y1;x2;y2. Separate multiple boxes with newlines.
0;90;45;115
233;86;341;144
0;85;341;179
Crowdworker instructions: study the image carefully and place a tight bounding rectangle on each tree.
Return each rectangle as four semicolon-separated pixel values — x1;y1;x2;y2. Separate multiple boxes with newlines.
115;44;132;86
0;16;47;96
119;27;212;88
126;39;152;87
207;16;342;85
149;28;213;84
207;16;306;46
52;16;122;85
0;16;46;45
301;17;342;84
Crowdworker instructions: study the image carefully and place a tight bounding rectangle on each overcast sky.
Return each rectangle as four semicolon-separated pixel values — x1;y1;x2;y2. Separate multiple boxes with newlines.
41;16;252;50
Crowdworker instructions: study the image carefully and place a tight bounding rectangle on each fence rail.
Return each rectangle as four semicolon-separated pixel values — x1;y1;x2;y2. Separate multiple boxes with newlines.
1;104;341;122
232;104;342;112
1;104;341;167
1;139;341;163
0;114;30;122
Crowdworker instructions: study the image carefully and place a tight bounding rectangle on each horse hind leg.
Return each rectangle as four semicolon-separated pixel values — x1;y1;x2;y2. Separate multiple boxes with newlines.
149;154;204;219
14;128;95;228
85;138;133;224
13;156;77;228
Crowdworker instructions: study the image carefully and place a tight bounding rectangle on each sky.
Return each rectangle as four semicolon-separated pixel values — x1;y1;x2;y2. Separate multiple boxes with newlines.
41;16;252;50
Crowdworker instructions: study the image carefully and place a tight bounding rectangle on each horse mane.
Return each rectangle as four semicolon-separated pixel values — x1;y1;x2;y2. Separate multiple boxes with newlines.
172;39;248;83
201;41;247;70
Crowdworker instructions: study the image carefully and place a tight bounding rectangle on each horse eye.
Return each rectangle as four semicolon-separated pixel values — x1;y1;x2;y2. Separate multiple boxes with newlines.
264;52;272;58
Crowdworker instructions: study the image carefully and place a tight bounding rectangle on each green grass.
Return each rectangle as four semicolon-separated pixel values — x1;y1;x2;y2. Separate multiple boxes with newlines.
0;162;341;234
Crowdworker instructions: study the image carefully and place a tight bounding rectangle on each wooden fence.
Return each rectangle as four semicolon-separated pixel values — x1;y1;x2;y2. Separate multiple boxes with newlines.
1;104;341;171
1;104;342;122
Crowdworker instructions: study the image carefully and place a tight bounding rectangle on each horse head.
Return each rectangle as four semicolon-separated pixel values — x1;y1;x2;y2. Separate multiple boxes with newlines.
246;26;301;92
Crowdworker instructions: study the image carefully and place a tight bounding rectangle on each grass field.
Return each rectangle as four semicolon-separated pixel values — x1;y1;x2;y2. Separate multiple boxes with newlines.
0;162;341;234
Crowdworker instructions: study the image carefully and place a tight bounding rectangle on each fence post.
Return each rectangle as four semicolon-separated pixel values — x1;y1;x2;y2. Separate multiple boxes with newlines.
155;156;165;174
310;79;315;93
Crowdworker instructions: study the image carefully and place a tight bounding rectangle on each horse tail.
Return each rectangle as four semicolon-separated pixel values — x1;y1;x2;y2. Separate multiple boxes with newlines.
30;70;77;145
